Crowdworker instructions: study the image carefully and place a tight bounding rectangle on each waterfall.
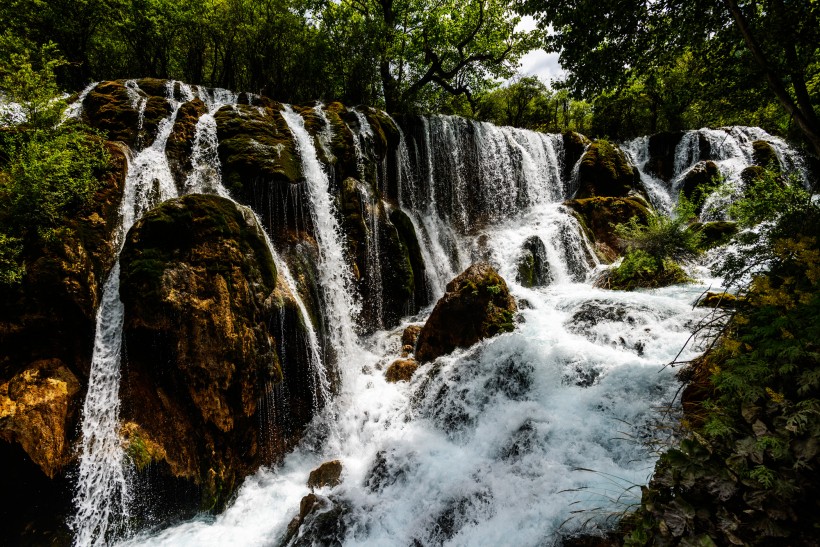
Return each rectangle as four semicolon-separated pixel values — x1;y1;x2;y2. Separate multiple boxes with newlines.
281;105;360;363
622;136;676;215
63;82;99;122
72;81;188;545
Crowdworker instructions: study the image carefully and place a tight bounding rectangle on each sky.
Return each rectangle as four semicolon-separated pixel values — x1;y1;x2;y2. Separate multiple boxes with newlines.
514;16;565;86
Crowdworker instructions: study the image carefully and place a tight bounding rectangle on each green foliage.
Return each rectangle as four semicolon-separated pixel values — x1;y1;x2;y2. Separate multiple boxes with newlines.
0;40;109;286
0;33;67;129
614;196;702;262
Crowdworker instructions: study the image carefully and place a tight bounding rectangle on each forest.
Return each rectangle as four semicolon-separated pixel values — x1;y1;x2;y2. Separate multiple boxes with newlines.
0;1;819;546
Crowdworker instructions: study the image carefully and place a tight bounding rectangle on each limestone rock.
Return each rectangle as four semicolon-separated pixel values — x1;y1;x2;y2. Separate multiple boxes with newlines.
401;324;422;349
415;263;517;363
680;160;719;209
645;131;685;181
562;131;591;186
574;140;639;199
385;358;419;383
307;460;343;490
119;194;319;515
82;81;140;146
752;140;780;171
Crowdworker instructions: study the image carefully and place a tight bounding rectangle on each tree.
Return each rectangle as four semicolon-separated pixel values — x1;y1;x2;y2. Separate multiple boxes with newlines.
335;0;538;112
518;0;820;156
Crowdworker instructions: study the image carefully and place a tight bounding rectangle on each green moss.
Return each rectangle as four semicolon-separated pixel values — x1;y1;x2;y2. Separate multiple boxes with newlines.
752;140;780;172
82;81;139;145
575;140;637;198
688;221;738;250
214;104;302;194
565;196;651;258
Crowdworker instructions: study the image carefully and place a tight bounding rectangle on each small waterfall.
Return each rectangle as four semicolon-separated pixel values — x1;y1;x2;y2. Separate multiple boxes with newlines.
358;183;384;328
281;105;360;363
622;136;675;215
63;82;99;122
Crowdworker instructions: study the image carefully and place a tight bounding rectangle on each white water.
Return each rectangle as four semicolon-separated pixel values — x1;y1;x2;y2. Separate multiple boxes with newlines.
282;105;360;364
73;81;189;545
625;126;810;218
105;114;731;547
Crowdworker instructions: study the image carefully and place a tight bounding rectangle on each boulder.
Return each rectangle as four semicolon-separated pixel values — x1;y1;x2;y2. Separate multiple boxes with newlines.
401;324;422;348
82;81;140;146
307;460;343;490
564;196;651;261
415;263;517;363
752;140;780;171
688;221;738;250
280;494;349;547
385;358;419;383
679;160;719;209
515;236;552;287
696;291;740;309
119;194;320;516
574;140;639;199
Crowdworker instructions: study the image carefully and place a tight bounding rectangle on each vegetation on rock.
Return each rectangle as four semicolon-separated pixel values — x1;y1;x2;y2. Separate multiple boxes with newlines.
574;140;640;199
415;263;517;363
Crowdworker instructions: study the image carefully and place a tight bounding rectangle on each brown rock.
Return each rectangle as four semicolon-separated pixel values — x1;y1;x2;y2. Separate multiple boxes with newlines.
415;263;517;363
385;358;419;383
0;359;80;478
401;324;422;348
575;140;639;199
564;196;652;261
307;460;343;490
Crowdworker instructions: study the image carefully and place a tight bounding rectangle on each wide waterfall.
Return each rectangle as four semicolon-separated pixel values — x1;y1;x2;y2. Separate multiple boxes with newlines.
59;83;811;546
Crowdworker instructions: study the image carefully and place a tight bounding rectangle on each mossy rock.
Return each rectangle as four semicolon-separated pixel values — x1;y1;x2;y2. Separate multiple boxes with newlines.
138;95;172;147
324;102;360;184
415;263;517;363
166;97;208;185
135;77;171;98
82;81;139;145
688;221;738;250
574;140;638;199
680;160;720;211
696;291;740;309
215;103;301;194
385;358;419;383
646;131;685;181
599;250;691;291
516;236;552;288
752;140;780;172
564;196;652;260
740;165;767;186
389;209;428;310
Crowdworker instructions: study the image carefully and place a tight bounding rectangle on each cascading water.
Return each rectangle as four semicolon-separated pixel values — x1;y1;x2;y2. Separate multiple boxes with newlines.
625;126;810;218
65;88;812;546
72;80;188;546
281;105;360;364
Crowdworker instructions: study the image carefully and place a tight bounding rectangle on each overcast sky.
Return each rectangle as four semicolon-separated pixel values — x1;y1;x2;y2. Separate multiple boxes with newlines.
513;16;565;86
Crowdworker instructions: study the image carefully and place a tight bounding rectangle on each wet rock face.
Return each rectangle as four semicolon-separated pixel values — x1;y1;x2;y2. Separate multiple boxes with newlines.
307;460;343;490
562;131;590;187
575;140;639;199
119;194;316;513
516;236;552;288
83;81;140;146
415;263;517;363
385;358;419;383
565;196;651;261
752;139;780;171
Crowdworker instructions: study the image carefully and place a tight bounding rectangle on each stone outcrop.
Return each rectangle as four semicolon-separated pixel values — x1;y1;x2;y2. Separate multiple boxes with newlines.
119;194;319;514
415;263;517;363
752;139;780;171
307;460;343;490
565;196;652;261
574;140;640;199
680;160;720;208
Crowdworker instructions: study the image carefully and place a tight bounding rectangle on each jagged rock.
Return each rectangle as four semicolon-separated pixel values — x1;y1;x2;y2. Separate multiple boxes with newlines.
402;324;422;348
308;460;343;490
281;494;349;547
680;160;720;207
574;140;639;199
516;236;552;287
119;194;319;515
564;196;651;261
385;358;419;383
0;359;81;478
415;263;517;363
752;140;780;171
